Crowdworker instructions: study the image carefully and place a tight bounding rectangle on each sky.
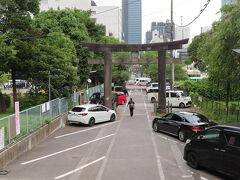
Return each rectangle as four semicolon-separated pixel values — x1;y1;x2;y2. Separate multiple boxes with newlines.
94;0;222;42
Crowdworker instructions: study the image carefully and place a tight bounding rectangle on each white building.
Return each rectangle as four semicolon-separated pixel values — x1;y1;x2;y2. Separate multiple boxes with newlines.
175;27;190;41
201;26;211;33
40;0;91;11
40;0;122;40
91;6;122;40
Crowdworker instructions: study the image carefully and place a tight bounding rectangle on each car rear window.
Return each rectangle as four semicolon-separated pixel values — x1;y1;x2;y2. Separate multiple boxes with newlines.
71;107;86;112
183;113;209;124
115;87;123;91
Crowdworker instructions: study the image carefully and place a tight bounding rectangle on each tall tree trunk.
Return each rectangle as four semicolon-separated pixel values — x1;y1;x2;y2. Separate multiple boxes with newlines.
11;70;18;104
226;81;230;119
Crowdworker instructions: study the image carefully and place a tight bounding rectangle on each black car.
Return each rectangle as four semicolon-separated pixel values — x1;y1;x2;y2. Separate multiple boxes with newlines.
152;112;216;142
89;92;104;104
184;124;240;179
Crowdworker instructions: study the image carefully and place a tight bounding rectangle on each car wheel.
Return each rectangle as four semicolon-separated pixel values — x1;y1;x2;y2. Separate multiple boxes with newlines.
187;152;199;169
121;100;125;105
153;122;158;132
110;114;116;122
88;118;95;127
178;130;186;142
179;103;185;108
151;97;156;103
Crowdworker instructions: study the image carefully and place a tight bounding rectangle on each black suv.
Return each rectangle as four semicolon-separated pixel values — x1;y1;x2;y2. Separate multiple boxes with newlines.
184;124;240;179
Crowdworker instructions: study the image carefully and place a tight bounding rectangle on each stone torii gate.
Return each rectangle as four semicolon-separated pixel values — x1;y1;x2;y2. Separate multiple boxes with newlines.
81;39;188;113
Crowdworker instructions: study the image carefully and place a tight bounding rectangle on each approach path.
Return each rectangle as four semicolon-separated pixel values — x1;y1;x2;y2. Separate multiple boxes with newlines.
2;87;224;180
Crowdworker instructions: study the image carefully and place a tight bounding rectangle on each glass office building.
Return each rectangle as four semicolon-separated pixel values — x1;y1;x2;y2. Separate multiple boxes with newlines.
122;0;142;44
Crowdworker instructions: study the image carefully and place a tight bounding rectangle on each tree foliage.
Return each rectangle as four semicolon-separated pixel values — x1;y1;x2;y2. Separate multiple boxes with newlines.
33;9;105;86
32;32;78;98
142;52;188;82
0;0;40;102
193;3;240;110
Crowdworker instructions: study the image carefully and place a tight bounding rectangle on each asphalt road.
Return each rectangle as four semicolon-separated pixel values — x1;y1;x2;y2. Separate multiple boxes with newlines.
1;87;228;180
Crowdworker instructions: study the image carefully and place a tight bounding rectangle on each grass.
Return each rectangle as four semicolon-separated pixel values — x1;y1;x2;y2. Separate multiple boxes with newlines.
192;95;240;124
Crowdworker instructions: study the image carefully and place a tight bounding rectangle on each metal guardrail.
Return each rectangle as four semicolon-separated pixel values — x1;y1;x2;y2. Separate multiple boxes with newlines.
0;92;80;150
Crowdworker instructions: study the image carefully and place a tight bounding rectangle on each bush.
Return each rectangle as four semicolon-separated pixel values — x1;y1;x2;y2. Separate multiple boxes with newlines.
19;94;47;110
0;92;11;112
179;79;226;100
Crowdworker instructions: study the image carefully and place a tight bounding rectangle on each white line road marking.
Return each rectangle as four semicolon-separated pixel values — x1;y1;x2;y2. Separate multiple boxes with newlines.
200;177;208;180
95;105;124;180
157;134;179;144
182;175;193;178
54;156;105;179
144;101;165;180
55;121;119;139
21;134;115;165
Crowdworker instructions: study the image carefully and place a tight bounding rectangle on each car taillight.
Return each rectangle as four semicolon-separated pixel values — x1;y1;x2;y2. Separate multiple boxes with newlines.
191;126;204;131
80;113;88;116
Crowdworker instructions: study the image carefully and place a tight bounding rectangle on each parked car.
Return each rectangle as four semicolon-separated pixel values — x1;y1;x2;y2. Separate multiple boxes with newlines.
184;124;240;179
135;77;151;85
115;92;127;105
152;112;216;141
67;104;117;126
146;83;158;93
147;90;192;108
112;86;124;92
89;92;104;104
89;92;118;109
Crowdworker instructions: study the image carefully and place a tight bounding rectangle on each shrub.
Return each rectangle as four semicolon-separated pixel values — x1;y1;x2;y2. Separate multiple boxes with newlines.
19;94;47;110
0;92;11;112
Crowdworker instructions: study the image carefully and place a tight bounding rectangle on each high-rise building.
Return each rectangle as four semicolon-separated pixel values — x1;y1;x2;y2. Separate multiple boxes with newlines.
222;0;238;6
122;0;142;44
145;20;174;43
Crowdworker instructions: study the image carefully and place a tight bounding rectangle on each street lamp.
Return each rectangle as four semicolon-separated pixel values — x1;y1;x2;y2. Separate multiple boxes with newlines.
87;78;92;95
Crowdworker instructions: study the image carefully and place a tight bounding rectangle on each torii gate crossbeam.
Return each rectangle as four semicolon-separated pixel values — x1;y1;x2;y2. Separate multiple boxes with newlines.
81;39;188;113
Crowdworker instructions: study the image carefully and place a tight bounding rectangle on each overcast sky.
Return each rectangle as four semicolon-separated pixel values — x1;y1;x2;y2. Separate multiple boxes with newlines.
94;0;221;42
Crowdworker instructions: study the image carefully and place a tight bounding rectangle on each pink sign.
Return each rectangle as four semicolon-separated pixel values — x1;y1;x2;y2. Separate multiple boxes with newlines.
15;101;20;135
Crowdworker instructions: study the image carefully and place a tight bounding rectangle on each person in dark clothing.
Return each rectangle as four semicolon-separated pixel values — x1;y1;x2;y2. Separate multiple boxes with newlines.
127;98;135;117
123;87;129;96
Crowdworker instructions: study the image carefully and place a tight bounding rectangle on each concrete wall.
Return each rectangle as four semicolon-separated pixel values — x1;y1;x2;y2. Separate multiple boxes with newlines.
0;114;67;169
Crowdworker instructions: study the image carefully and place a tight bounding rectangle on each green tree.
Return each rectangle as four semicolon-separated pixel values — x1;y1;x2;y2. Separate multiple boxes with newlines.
0;0;40;102
197;3;240;112
33;9;105;86
32;32;78;98
90;36;130;86
187;33;209;71
142;52;188;82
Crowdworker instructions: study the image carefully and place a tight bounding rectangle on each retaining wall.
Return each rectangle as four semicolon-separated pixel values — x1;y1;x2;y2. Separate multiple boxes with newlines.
0;114;67;169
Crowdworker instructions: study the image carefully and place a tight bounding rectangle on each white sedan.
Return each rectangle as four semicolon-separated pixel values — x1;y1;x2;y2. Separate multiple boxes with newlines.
67;104;117;126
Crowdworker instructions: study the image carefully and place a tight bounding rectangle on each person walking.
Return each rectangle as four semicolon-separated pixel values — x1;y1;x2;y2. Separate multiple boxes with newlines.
127;98;135;117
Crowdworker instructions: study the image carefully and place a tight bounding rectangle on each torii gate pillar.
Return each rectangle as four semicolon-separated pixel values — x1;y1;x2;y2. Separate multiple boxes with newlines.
103;49;112;108
158;51;166;113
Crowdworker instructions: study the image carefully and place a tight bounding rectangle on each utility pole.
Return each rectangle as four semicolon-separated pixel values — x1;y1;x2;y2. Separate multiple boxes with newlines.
48;71;51;102
170;0;174;89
